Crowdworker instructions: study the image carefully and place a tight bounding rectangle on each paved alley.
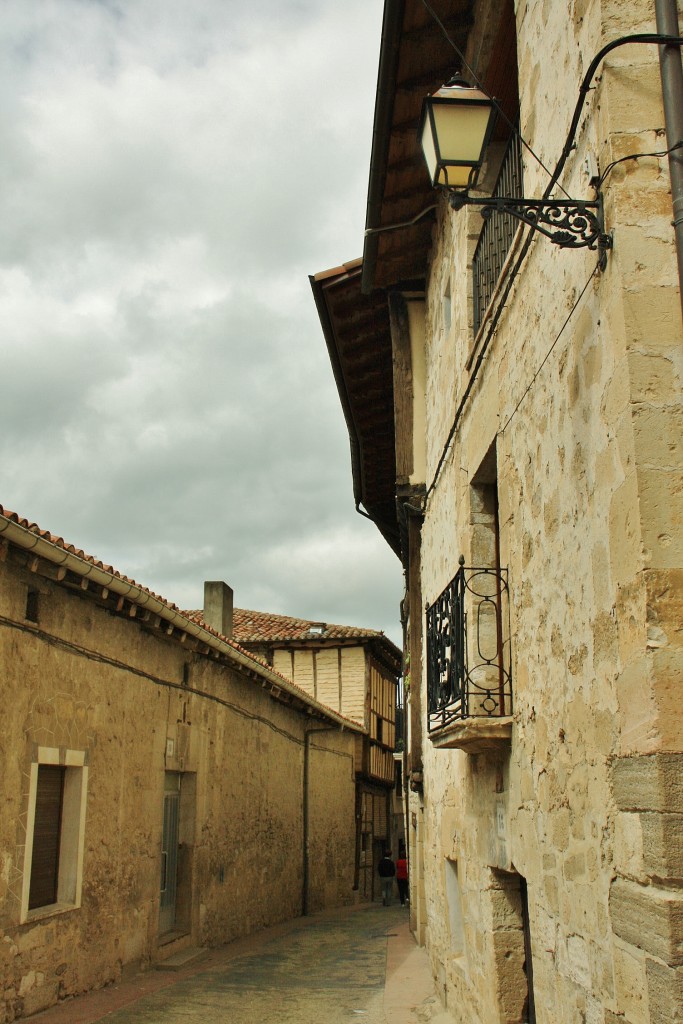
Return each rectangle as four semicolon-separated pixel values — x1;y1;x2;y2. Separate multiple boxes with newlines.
30;904;449;1024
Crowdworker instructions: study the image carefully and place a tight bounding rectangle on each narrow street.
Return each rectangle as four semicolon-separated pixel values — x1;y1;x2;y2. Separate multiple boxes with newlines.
30;904;449;1024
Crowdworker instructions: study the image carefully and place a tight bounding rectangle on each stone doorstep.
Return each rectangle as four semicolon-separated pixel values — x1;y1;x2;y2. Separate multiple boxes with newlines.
429;716;513;753
153;947;210;972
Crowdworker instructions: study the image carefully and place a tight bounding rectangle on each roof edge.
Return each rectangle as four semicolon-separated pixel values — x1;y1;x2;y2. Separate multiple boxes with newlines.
362;0;405;294
0;508;363;734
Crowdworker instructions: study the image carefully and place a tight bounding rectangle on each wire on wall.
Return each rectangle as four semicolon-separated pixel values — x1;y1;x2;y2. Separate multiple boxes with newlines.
419;0;571;197
0;612;307;746
499;256;603;435
420;27;683;503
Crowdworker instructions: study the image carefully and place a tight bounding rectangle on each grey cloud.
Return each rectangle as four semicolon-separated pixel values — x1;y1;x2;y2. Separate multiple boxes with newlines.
0;0;401;648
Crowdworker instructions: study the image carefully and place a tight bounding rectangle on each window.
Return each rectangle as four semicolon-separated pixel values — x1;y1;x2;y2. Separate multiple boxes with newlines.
427;441;512;729
28;766;64;909
21;748;88;921
445;858;465;957
25;588;39;623
472;132;523;334
470;0;521;335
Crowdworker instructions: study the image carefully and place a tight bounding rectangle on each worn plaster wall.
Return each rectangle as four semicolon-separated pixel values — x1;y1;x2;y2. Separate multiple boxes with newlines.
0;557;357;1023
416;1;682;1022
305;730;357;913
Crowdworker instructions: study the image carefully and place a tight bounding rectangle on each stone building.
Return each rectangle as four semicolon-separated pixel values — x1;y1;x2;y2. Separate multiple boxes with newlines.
226;604;404;897
0;506;361;1022
312;1;682;1022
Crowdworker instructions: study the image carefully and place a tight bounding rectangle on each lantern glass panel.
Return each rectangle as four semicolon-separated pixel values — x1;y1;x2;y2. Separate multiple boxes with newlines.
432;102;493;186
420;114;439;185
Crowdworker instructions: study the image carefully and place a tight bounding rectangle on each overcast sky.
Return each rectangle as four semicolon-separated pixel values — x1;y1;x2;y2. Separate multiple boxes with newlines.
0;0;404;645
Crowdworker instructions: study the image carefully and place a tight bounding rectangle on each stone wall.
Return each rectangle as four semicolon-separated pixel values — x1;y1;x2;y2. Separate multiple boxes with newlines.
0;554;357;1022
414;0;682;1022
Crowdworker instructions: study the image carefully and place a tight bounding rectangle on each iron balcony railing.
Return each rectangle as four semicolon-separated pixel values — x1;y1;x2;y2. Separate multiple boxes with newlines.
427;557;512;732
472;131;523;335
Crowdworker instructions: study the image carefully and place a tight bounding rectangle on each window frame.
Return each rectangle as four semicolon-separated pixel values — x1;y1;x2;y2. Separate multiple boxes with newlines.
21;747;89;923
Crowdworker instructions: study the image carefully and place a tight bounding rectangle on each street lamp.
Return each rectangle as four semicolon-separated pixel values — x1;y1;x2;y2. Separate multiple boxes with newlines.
418;73;610;254
418;74;497;192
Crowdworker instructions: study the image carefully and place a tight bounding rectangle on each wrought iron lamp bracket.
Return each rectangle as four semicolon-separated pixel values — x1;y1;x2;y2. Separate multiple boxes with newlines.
448;191;612;265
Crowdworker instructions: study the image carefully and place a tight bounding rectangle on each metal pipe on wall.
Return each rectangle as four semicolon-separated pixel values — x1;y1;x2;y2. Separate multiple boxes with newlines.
655;0;683;321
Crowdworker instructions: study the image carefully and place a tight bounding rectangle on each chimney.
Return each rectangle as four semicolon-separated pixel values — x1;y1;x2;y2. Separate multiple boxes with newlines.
203;581;233;639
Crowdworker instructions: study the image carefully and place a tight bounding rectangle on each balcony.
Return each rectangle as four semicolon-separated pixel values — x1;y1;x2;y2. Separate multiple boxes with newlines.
427;557;512;753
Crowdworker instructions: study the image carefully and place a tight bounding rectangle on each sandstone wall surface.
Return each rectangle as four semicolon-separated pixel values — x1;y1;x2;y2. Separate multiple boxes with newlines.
415;1;682;1022
0;556;357;1023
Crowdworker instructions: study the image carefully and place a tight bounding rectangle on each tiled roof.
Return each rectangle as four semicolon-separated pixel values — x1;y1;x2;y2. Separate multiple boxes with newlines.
0;504;366;730
231;608;386;644
0;503;179;604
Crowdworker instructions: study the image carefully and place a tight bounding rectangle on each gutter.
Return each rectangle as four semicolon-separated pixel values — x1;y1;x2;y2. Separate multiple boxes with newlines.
0;511;362;734
309;268;365;512
362;0;406;295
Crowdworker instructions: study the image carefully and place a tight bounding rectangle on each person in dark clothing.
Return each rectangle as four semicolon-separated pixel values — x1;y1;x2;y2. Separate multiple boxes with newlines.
378;851;396;905
395;854;408;905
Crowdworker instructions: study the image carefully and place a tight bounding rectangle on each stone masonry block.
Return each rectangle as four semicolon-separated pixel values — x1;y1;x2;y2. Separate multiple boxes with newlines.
612;754;683;813
642;814;683;882
488;885;522;930
20;980;59;1017
646;958;683;1024
610;878;683;966
613;939;650;1024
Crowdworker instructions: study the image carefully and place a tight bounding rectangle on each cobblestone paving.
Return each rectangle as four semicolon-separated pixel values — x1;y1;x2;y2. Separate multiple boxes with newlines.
36;905;417;1024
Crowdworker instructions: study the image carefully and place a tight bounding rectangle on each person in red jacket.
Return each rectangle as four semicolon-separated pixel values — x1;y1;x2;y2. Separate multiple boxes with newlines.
396;854;408;906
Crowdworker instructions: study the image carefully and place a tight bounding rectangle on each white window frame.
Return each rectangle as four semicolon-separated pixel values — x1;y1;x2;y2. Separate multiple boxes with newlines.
21;747;89;923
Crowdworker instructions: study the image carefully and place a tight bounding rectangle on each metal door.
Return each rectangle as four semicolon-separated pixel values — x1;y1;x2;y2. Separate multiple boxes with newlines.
159;772;180;934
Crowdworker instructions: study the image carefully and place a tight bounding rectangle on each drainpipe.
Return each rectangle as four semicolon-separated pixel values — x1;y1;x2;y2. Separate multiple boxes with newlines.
655;0;683;321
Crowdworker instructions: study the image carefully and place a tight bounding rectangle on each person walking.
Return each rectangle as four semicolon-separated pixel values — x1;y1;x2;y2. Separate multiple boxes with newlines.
396;853;408;905
377;850;396;906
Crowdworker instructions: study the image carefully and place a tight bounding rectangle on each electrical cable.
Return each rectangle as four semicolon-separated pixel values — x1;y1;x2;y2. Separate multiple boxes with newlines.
419;0;572;198
364;203;437;237
549;33;683;194
598;139;683;187
499;257;602;434
422;32;683;503
0;611;307;746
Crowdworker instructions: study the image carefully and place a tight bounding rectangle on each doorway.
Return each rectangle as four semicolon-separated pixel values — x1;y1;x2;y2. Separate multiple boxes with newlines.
520;876;536;1024
159;772;180;935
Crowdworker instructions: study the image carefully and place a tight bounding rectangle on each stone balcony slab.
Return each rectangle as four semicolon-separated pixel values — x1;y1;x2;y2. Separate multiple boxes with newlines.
429;716;513;754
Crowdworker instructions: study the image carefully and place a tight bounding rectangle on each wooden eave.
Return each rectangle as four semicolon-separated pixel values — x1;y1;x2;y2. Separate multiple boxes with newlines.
362;0;518;294
311;1;519;558
309;261;400;557
263;634;402;676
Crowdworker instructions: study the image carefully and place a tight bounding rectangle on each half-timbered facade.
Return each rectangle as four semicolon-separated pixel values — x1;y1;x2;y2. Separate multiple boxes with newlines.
195;598;404;901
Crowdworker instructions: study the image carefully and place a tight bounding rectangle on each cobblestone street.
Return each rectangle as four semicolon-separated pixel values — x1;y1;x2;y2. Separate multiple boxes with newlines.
30;904;449;1024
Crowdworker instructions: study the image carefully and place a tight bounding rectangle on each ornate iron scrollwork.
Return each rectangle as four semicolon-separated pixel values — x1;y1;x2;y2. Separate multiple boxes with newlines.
427;558;512;732
450;192;612;264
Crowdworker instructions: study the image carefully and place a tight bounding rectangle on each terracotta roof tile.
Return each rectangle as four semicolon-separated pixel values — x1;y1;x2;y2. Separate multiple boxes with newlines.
0;503;180;605
231;607;385;644
0;504;368;729
0;505;400;697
